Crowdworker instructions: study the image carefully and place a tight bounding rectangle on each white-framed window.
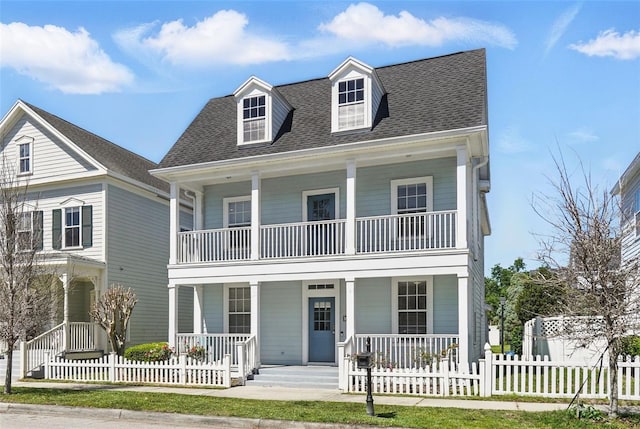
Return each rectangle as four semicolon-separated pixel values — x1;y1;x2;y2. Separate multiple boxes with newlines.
242;95;266;143
224;196;251;228
64;207;81;248
391;177;434;215
15;136;34;175
391;278;433;334
224;285;251;334
337;77;365;130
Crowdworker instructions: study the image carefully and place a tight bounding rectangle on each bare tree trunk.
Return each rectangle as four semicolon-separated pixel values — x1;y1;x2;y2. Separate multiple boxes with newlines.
4;344;13;394
609;350;618;418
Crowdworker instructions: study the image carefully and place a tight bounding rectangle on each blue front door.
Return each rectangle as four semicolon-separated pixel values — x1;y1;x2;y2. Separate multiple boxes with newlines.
308;297;335;362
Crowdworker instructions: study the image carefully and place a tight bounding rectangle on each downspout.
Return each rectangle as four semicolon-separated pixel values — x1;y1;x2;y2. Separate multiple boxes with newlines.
472;156;489;261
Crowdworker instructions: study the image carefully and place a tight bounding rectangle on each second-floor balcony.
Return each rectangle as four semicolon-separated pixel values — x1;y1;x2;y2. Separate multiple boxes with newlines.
177;210;457;264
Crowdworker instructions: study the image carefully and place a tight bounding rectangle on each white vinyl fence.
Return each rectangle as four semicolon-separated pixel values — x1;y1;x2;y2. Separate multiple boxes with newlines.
43;352;231;387
343;344;640;399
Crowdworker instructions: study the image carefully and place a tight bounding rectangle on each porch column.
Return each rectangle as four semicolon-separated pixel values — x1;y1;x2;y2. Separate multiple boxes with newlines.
168;284;179;348
457;275;470;367
345;160;356;255
345;278;355;340
61;272;70;350
251;172;261;260
250;281;261;365
193;190;204;230
193;285;204;334
169;182;180;265
456;145;468;249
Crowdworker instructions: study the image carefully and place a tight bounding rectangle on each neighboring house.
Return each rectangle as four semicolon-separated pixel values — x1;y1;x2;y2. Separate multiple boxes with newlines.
0;101;192;371
152;48;491;369
612;152;640;264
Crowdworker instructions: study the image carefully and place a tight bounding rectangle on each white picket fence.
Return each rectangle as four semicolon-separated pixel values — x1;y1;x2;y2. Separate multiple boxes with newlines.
344;344;640;399
43;352;231;387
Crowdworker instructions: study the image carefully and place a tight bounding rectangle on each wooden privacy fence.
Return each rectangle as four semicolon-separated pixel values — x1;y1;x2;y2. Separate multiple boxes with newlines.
344;344;640;399
43;352;231;387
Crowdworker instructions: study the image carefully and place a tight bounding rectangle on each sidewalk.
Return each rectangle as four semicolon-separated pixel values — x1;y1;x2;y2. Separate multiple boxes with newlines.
9;380;569;412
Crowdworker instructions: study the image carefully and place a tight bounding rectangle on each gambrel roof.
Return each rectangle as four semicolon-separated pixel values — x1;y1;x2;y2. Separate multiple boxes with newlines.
159;49;487;169
10;101;168;193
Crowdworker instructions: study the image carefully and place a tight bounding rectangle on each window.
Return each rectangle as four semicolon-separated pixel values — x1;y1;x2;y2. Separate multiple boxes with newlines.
338;78;364;129
391;177;433;238
397;281;428;334
228;287;251;334
16;211;42;251
18;142;32;174
227;199;251;227
52;205;92;250
242;95;266;143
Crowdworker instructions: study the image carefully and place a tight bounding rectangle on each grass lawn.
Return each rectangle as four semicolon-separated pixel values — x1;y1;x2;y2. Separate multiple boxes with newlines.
1;387;639;428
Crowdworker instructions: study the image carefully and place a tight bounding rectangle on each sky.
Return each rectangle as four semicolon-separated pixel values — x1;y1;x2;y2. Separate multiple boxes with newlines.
1;1;639;274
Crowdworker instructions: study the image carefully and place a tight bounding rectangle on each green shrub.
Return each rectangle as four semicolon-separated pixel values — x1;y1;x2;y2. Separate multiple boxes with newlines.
620;335;640;358
124;342;173;362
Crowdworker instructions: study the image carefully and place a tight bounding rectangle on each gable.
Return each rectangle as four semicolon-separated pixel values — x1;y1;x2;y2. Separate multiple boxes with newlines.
1;111;99;182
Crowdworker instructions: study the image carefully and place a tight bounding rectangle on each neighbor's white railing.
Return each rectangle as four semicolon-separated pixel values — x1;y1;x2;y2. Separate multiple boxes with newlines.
261;220;346;258
356;211;456;253
176;333;250;365
68;322;98;351
43;352;231;387
21;322;65;376
354;334;460;368
178;227;251;263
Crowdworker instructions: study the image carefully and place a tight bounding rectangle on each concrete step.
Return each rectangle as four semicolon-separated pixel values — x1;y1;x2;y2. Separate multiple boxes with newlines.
247;365;339;389
63;350;104;360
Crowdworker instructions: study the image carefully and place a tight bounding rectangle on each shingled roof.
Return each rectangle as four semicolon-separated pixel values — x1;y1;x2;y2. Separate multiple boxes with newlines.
159;49;487;169
23;102;169;193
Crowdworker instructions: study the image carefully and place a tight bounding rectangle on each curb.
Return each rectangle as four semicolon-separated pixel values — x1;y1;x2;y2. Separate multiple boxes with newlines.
0;402;408;429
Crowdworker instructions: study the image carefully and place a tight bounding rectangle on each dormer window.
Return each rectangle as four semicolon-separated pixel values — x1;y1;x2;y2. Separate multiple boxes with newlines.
234;77;292;146
243;95;266;143
338;78;365;129
329;57;385;133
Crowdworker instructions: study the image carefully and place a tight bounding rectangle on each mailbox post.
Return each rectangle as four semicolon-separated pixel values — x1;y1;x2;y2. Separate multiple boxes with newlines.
356;336;375;416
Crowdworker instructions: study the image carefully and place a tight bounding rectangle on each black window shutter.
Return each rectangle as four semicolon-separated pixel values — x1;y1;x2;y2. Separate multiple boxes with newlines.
82;205;93;247
33;210;43;250
52;209;62;250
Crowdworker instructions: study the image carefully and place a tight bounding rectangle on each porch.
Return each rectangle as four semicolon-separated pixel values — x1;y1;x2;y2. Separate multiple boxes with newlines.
177;211;457;264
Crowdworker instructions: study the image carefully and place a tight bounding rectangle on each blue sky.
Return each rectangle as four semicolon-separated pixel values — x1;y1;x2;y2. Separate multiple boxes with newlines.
1;1;639;273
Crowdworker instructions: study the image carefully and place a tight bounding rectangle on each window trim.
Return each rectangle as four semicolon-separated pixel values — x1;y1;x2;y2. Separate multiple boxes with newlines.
301;188;340;222
223;196;252;228
332;73;370;133
237;91;272;146
390;177;434;215
391;277;434;335
63;206;82;249
223;284;251;334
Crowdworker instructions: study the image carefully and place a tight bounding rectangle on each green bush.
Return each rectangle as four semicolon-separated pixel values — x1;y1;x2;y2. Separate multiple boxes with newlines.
620;335;640;358
124;342;173;362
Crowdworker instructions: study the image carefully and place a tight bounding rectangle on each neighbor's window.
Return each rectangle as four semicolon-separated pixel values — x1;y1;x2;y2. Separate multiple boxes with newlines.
18;142;32;174
242;95;266;143
17;212;33;251
338;78;364;129
64;207;81;247
228;287;251;334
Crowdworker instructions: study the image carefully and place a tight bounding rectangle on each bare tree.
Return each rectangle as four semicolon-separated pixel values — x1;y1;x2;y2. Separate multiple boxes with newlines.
0;157;54;394
89;284;137;356
534;153;640;418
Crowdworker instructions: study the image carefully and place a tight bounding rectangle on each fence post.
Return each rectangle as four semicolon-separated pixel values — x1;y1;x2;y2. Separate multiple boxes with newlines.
482;343;493;397
237;342;246;385
180;354;187;385
43;351;50;379
223;354;231;388
109;352;116;383
442;359;450;396
19;341;27;378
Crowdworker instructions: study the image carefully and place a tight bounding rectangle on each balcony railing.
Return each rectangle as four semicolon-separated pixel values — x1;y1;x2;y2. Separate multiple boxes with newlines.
177;211;456;264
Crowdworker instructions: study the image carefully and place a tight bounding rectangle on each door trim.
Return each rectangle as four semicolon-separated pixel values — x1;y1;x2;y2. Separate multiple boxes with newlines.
301;279;340;365
302;188;340;222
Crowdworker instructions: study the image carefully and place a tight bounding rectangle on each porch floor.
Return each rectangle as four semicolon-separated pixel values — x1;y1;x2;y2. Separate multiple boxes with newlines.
246;365;339;390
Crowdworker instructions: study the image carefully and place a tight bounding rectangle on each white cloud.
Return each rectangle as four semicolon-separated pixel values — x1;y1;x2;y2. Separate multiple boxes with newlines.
496;126;532;154
567;129;599;144
545;3;581;55
115;10;291;67
0;22;133;94
569;29;640;60
318;2;517;49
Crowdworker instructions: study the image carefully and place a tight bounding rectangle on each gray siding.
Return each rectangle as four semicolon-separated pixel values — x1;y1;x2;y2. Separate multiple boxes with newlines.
106;184;170;346
203;284;224;333
621;172;640;263
433;275;458;334
355;278;392;334
260;281;302;364
178;286;194;334
356;157;456;217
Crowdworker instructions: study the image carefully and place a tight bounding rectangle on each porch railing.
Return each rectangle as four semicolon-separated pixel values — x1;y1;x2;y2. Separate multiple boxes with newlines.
178;227;251;263
236;335;258;384
176;211;457;263
68;322;98;351
176;333;250;366
261;219;346;258
356;211;456;253
353;334;460;368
